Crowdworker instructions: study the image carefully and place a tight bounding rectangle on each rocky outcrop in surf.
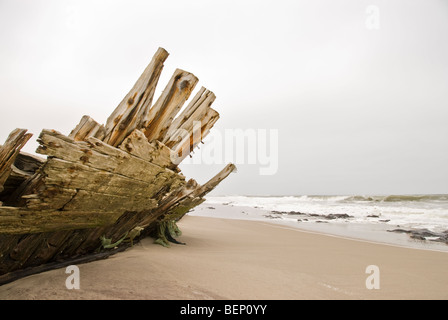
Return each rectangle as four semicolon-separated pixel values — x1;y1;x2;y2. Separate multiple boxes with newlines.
388;228;448;244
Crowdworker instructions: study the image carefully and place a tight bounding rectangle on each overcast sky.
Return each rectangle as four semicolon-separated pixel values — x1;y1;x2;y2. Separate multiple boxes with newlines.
0;0;447;196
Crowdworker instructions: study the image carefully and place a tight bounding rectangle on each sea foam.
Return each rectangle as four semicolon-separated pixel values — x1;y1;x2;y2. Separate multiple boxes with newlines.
203;194;448;232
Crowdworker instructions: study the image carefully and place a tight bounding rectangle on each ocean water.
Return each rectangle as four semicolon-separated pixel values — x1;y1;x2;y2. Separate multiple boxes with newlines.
200;194;448;233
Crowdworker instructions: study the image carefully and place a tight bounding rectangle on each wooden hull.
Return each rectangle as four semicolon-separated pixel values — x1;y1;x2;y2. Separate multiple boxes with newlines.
0;48;235;284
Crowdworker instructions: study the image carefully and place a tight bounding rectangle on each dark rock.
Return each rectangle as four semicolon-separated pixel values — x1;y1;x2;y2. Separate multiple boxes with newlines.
367;215;380;218
413;229;440;238
287;211;305;215
325;213;353;220
388;228;448;245
263;214;281;219
410;234;426;241
388;229;412;234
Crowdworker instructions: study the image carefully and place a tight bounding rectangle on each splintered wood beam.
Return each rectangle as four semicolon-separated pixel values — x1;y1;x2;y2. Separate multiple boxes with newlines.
162;87;216;149
198;109;220;145
103;47;169;147
142;68;199;143
0;129;33;193
142;164;236;228
162;87;207;147
69;115;106;141
171;108;220;164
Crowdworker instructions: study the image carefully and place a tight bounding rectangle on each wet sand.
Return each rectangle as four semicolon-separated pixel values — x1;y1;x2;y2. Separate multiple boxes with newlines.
0;215;447;300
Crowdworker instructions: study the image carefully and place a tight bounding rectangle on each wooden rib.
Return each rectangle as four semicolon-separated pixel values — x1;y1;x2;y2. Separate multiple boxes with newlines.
103;47;169;147
0;129;33;193
192;163;236;198
142;68;199;142
172;108;220;164
162;87;216;148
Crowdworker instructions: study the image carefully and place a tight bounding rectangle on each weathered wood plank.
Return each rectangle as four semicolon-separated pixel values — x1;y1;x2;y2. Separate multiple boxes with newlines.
61;189;158;213
118;129;174;169
142;68;199;142
24;185;77;211
0;207;123;235
41;158;165;198
22;157;183;213
0;129;33;193
104;47;169;147
36;130;180;184
163;87;216;149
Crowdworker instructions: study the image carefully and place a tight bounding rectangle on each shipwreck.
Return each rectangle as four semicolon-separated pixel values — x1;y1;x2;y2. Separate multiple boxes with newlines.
0;47;235;285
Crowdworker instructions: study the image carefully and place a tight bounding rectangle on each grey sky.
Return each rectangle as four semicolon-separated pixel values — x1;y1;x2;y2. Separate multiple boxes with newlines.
0;0;447;196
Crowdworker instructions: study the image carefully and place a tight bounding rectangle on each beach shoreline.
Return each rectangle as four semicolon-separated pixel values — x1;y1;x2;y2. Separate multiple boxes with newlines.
0;214;447;300
190;203;448;252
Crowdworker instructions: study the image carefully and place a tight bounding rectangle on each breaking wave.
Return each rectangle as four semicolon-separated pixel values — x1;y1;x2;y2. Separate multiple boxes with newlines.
204;194;448;232
289;194;448;203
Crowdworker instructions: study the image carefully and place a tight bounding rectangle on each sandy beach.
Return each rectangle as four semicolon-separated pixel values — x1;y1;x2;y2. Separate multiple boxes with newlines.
0;215;447;300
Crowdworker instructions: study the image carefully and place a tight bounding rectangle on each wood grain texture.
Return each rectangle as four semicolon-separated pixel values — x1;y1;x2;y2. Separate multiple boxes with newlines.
163;87;216;149
142;68;199;142
171;108;220;164
69;115;106;141
118;129;174;169
104;47;169;147
0;206;123;234
0;129;33;193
